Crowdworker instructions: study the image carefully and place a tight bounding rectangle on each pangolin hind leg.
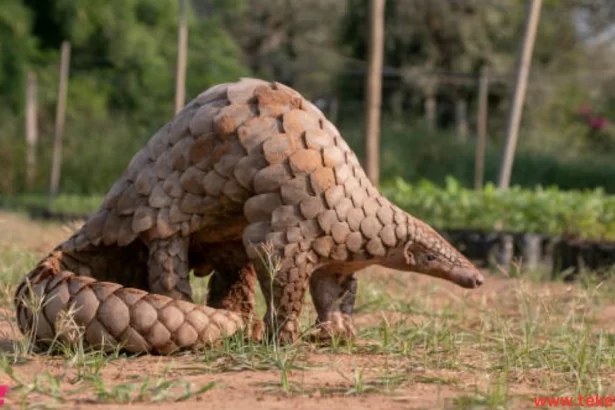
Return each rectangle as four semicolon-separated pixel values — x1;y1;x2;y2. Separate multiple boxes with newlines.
146;235;193;302
15;239;246;354
201;241;263;340
308;270;358;341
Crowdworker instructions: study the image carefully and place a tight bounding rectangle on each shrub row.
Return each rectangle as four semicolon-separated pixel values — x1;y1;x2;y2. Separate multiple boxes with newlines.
4;176;615;243
382;177;615;242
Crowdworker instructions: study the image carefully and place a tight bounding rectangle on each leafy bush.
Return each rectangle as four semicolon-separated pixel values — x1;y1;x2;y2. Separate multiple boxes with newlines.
383;176;615;241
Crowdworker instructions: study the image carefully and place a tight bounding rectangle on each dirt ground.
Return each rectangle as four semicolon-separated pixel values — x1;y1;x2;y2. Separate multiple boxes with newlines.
1;210;615;409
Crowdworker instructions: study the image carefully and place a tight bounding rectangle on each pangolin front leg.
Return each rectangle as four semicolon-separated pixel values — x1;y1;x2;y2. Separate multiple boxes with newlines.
243;221;315;344
309;270;358;342
252;259;311;344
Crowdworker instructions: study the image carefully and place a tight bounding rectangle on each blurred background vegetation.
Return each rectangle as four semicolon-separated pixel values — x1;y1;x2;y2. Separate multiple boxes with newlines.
2;0;615;197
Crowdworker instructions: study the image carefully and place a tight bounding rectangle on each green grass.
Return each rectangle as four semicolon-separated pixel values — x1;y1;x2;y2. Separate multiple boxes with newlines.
2;238;615;408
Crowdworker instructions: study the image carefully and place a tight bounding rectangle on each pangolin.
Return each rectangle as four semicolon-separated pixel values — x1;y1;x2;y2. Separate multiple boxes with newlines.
14;78;484;354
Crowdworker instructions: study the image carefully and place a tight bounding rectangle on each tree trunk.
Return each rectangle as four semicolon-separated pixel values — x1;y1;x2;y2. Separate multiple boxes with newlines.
455;95;468;142
425;92;436;131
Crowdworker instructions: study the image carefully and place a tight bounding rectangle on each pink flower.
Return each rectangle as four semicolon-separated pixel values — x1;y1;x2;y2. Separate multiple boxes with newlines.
588;116;608;129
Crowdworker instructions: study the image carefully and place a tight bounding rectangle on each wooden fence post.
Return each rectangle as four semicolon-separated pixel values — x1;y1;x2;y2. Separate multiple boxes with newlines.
25;71;38;191
50;41;71;198
498;0;542;189
364;0;386;185
474;66;489;190
174;0;188;114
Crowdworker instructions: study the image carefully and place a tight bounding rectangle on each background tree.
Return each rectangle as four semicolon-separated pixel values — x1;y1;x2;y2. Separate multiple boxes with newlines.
3;0;615;195
220;0;347;98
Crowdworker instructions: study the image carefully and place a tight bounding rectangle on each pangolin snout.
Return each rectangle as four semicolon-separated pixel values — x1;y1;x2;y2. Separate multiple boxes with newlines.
451;267;485;289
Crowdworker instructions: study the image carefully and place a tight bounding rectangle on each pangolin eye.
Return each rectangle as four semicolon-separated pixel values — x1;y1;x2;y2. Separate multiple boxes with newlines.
425;254;436;262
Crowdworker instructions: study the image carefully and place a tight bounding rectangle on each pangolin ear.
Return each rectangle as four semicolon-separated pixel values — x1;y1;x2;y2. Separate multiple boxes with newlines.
403;241;415;265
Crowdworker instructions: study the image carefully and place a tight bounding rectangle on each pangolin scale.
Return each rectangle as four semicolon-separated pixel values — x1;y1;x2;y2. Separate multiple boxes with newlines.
14;78;484;354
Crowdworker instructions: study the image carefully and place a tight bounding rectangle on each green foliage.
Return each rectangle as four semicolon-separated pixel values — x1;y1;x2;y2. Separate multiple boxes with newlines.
336;0;615;157
0;193;103;215
45;0;249;118
338;117;615;194
221;0;346;95
0;0;36;112
3;0;615;199
383;176;615;241
0;0;250;196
